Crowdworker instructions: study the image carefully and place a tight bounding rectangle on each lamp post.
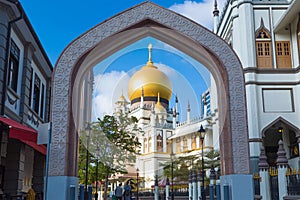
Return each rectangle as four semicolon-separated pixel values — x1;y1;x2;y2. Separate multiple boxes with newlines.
136;168;139;200
170;152;175;200
198;125;206;200
85;123;91;200
95;158;99;200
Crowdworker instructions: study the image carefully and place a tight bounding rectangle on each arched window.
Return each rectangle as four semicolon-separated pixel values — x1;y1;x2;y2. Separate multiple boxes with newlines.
157;134;163;152
255;20;273;68
148;137;152;152
176;138;181;153
144;138;147;154
192;135;196;149
183;137;188;152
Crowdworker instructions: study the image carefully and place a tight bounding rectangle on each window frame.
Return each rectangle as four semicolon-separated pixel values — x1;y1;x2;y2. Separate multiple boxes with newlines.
8;40;20;93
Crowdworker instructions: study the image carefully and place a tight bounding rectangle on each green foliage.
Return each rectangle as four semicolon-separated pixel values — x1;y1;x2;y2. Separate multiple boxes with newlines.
162;149;220;183
78;112;141;187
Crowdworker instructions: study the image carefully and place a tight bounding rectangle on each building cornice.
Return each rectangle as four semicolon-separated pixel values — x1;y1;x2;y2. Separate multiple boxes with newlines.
244;66;300;74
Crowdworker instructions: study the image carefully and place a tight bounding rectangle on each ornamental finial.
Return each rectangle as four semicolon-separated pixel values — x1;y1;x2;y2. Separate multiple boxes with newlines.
148;43;153;63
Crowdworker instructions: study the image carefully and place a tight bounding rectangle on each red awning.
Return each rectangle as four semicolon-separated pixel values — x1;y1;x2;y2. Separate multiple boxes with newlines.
0;116;37;142
0;116;46;155
20;139;47;155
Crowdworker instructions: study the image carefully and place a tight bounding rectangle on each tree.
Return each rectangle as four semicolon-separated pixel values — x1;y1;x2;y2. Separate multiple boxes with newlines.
79;112;141;199
162;150;220;185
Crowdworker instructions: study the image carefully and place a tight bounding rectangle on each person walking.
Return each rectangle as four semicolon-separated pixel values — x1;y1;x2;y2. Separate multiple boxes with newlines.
123;181;131;200
115;183;123;200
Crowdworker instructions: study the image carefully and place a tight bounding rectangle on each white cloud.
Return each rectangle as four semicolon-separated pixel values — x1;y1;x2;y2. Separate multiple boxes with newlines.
169;0;226;30
92;70;130;120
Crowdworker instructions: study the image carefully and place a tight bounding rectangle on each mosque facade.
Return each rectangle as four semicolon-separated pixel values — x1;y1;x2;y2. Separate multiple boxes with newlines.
114;44;214;189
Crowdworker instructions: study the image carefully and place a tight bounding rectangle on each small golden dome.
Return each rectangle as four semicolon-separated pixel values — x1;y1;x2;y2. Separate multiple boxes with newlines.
119;94;125;101
154;93;166;113
128;44;172;101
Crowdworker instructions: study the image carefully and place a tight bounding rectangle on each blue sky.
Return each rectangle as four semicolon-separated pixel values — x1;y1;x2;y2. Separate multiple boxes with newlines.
19;0;226;121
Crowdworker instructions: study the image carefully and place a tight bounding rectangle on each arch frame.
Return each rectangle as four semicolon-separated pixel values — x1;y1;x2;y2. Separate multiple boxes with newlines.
49;2;252;199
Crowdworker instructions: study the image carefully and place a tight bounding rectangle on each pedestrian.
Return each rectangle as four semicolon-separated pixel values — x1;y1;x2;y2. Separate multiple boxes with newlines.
115;183;123;200
123;181;131;200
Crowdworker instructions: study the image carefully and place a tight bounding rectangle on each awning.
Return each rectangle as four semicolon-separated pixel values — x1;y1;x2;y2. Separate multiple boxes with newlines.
20;139;47;155
0;116;46;155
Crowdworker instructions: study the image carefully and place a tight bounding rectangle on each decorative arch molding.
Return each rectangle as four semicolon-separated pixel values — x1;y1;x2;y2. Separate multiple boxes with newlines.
255;18;272;39
261;116;300;138
50;1;249;182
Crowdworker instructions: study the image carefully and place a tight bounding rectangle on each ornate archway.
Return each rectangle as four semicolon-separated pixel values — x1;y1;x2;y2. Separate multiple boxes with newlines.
49;2;251;199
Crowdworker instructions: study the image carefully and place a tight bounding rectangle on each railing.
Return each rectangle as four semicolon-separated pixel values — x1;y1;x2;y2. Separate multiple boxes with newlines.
253;173;260;196
286;168;300;196
269;168;279;200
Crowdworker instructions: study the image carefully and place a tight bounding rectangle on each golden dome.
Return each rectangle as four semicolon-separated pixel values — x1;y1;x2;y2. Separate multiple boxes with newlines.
128;44;172;101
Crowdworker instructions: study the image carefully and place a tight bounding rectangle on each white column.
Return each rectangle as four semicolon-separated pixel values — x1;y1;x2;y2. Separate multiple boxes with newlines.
189;171;193;200
155;186;159;200
166;184;170;200
197;172;201;200
192;171;197;200
278;167;288;200
277;140;288;200
259;169;271;200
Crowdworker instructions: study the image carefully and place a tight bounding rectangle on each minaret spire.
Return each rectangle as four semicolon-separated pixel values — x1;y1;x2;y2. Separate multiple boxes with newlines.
147;44;153;65
140;87;144;109
187;100;191;124
213;0;219;16
213;0;220;33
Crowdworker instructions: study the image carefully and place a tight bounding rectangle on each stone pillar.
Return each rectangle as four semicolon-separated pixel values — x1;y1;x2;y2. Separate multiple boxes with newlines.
189;170;192;200
166;177;170;200
258;146;270;200
277;140;288;200
209;167;216;200
155;175;159;200
192;170;197;200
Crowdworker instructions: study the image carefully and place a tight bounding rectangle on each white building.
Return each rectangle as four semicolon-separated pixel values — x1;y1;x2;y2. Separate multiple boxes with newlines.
214;0;300;172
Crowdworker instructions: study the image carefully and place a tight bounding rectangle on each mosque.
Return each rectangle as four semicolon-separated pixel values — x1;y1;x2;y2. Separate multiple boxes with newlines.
113;44;214;189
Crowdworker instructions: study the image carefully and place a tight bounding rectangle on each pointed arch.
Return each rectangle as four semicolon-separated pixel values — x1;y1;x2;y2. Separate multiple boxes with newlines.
255;18;273;68
261;116;300;138
50;2;249;183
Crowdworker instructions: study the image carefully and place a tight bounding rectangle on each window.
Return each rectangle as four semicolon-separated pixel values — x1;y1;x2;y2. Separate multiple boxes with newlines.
255;29;272;68
192;135;196;149
32;74;40;114
148;137;152;152
28;69;33;107
143;138;147;154
176;138;181;153
8;40;20;92
183;137;188;152
276;41;292;68
40;84;45;118
30;72;46;119
157;134;163;152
